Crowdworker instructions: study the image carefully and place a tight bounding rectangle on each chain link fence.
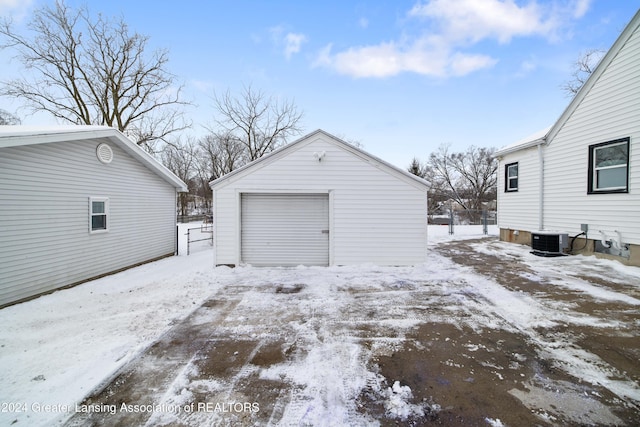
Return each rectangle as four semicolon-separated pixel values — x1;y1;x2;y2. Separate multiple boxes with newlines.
430;210;497;235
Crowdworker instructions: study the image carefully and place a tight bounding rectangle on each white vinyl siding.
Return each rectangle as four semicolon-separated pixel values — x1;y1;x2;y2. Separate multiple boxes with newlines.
212;134;428;266
543;23;640;243
0;139;178;306
497;147;540;231
241;193;329;266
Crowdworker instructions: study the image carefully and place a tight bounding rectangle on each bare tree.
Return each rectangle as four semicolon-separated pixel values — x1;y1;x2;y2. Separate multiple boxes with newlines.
199;131;247;181
212;85;303;161
561;49;605;97
425;144;497;215
0;0;189;151
161;137;198;216
0;108;20;125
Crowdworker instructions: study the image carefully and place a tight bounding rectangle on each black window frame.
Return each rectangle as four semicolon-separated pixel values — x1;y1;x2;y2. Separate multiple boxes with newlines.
504;162;519;192
587;137;630;194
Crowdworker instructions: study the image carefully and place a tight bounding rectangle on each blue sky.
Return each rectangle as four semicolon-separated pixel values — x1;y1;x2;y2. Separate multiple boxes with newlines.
1;0;638;168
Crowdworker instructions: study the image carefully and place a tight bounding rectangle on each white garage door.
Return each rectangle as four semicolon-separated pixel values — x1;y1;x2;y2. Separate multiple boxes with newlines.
241;193;329;266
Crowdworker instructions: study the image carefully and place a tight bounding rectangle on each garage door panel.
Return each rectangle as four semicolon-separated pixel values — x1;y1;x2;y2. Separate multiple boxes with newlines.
241;194;329;266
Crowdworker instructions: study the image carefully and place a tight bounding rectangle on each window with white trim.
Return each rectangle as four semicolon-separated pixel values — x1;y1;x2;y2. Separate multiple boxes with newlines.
89;197;109;233
505;162;518;192
588;138;629;194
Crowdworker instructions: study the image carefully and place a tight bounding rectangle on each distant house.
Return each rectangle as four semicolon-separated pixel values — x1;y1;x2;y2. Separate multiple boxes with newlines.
0;126;187;307
496;10;640;266
209;129;429;266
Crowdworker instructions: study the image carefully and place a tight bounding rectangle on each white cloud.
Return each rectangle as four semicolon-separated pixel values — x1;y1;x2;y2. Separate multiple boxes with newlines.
313;36;495;78
0;0;33;19
517;58;538;76
408;0;554;44
269;26;307;59
572;0;592;18
0;0;25;9
284;32;307;59
314;0;591;79
450;52;498;76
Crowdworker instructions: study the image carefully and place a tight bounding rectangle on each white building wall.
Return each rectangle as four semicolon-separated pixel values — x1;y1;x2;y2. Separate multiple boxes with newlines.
0;138;177;306
497;146;541;232
212;135;428;266
543;24;640;244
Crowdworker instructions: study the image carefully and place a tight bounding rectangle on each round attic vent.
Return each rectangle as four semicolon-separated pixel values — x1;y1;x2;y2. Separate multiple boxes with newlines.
96;143;113;164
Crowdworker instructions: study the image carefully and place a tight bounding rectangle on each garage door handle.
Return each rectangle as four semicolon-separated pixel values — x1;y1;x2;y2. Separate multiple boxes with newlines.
321;230;329;234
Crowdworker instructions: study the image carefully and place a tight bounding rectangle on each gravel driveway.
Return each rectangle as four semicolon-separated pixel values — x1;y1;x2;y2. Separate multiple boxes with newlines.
64;238;640;426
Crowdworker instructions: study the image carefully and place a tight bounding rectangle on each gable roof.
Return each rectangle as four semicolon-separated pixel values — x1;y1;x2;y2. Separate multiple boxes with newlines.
0;125;188;192
496;8;640;158
209;129;429;190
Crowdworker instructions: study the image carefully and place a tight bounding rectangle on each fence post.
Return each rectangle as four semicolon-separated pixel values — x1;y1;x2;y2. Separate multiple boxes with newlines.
482;210;488;235
448;210;454;235
187;228;191;256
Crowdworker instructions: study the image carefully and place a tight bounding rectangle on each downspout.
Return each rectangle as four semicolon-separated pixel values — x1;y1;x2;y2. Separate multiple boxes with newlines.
537;143;544;231
174;191;179;255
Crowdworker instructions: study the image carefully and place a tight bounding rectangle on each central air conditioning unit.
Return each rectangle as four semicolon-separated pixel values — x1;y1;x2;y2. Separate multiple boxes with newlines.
531;231;569;257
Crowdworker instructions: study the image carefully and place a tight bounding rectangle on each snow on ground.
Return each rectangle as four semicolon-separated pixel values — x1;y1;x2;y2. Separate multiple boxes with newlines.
0;223;217;426
1;224;638;426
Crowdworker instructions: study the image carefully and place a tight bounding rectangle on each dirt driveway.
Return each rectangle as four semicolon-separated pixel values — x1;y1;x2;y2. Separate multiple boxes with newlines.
64;238;639;426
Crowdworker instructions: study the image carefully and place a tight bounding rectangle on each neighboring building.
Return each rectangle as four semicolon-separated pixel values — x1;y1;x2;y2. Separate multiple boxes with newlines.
0;126;187;307
209;129;429;266
496;10;640;266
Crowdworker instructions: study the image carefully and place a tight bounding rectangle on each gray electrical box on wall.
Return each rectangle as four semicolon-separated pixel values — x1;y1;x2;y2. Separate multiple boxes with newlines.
581;224;589;232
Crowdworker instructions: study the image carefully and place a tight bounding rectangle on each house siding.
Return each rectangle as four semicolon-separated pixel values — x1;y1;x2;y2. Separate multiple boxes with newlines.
497;146;541;232
212;135;428;266
543;23;640;244
0;138;177;306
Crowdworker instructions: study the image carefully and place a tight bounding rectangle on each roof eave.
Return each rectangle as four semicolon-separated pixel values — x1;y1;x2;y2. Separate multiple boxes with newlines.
0;126;188;192
105;132;188;192
495;137;547;157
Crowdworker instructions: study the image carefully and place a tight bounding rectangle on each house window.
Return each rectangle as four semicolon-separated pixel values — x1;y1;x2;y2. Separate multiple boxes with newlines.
505;162;518;192
89;197;109;233
588;138;629;193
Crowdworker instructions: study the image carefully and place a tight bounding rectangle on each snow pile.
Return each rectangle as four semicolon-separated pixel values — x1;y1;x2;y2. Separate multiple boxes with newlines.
384;381;426;420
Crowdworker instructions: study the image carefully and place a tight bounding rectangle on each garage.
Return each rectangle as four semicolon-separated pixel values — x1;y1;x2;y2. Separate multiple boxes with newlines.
241;193;329;266
210;129;429;267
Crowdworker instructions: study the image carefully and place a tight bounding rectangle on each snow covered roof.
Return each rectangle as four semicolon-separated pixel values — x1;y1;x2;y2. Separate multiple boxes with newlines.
0;125;188;192
495;125;551;157
209;129;429;190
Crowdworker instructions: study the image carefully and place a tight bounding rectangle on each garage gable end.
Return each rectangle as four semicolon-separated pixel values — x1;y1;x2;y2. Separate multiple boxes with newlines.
211;129;429;267
210;129;429;192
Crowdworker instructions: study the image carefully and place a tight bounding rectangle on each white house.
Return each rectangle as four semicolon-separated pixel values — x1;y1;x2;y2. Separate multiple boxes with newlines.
209;129;429;267
496;9;640;266
0;126;187;307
